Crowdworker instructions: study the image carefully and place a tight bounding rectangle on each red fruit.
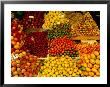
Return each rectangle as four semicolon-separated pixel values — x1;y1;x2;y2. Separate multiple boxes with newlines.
21;69;26;73
11;67;16;72
11;61;17;67
17;64;20;68
11;40;16;45
27;63;31;66
24;72;29;77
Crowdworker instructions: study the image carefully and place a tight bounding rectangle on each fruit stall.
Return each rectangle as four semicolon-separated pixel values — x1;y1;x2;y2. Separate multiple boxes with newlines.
11;11;100;77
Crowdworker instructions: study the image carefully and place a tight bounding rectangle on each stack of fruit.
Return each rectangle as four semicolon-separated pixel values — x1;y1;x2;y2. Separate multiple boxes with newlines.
48;23;71;40
49;36;79;58
11;18;24;52
38;56;82;77
76;51;100;77
74;43;100;54
11;51;42;77
42;11;69;30
69;12;100;37
21;31;48;58
11;11;100;77
21;11;45;29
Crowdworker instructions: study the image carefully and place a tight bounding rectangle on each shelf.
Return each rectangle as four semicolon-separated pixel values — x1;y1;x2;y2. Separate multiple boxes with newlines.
71;36;100;40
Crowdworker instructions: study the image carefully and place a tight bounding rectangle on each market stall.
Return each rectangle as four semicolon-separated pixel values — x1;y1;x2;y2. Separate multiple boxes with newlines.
11;11;100;77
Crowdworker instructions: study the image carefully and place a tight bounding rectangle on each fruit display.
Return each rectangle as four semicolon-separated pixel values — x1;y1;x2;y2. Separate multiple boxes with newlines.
21;11;45;29
11;51;43;77
42;11;69;30
21;31;48;57
38;56;82;77
66;12;100;37
48;23;71;40
49;36;79;57
11;11;100;77
76;51;100;77
11;19;24;50
74;42;100;54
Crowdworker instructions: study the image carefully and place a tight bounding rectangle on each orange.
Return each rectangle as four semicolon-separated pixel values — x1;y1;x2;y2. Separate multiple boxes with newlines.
88;63;93;68
86;59;89;63
11;40;16;45
95;59;100;65
83;63;87;67
96;71;100;76
93;64;100;69
83;71;88;76
87;54;91;59
90;59;95;64
89;72;94;77
91;68;97;73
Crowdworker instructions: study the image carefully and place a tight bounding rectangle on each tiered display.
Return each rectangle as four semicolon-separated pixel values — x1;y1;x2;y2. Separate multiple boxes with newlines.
11;11;100;77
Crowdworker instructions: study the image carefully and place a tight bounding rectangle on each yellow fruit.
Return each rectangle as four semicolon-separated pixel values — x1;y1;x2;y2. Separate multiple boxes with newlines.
65;64;69;67
47;74;50;77
72;73;76;77
84;55;88;60
48;69;51;73
93;64;99;69
81;73;84;77
46;63;50;67
70;68;73;71
22;51;26;55
89;72;94;77
69;71;73;75
86;59;89;63
52;74;56;77
97;55;100;59
92;68;97;73
14;44;20;49
95;59;100;65
76;72;80;75
96;71;100;76
41;66;44;70
94;51;99;56
55;72;59;75
74;68;77;72
90;59;95;64
83;71;88;76
67;68;71;72
88;63;93;68
78;70;82;74
91;54;96;59
19;53;23;58
87;54;91;59
83;63;87;67
86;67;91;72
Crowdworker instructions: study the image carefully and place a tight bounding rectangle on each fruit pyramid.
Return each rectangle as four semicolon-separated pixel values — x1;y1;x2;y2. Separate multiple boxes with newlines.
68;12;100;37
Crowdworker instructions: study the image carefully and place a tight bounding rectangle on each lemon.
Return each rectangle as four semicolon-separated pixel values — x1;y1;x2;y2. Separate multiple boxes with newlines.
86;67;91;72
95;59;100;65
52;74;56;77
41;66;44;70
72;73;76;77
47;74;50;77
74;69;77;73
69;71;73;75
91;54;96;59
90;59;95;64
78;70;82;74
55;72;59;75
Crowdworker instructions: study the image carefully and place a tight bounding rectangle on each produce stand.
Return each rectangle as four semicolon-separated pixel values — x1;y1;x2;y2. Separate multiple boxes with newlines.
11;11;100;77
